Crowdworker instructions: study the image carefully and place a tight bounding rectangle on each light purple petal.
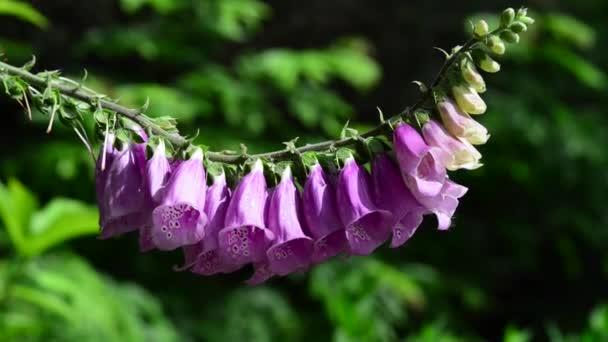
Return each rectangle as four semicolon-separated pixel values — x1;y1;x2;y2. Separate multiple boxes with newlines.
337;158;393;255
99;143;148;239
371;154;426;248
302;164;347;263
151;149;207;250
394;123;447;198
219;160;274;266
265;167;313;276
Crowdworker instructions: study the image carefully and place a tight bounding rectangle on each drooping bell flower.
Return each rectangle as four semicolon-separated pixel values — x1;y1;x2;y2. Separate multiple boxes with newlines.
191;172;241;275
99;142;148;239
438;99;489;145
393;122;448;198
302;163;347;263
336;157;393;255
150;148;207;251
95;133;118;231
139;140;172;252
452;84;487;115
371;154;426;247
422;120;482;171
417;179;468;230
218;159;274;267
265;166;313;276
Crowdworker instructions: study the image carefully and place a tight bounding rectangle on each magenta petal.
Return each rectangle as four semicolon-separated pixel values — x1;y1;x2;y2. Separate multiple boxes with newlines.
302;164;347;263
151;150;207;251
394;123;447;198
417;179;467;231
266;168;313;276
192;173;239;275
99;143;148;239
390;211;424;248
246;262;274;285
219;160;274;266
337;158;393;255
311;230;347;264
145;140;171;203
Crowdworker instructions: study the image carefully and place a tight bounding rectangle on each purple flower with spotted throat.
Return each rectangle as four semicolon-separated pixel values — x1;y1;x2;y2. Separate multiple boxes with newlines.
265;166;314;276
372;153;426;247
218;159;274;267
191;172;241;275
99;142;148;239
139;140;172;251
302;163;347;263
337;156;393;255
393;122;448;198
150;148;207;251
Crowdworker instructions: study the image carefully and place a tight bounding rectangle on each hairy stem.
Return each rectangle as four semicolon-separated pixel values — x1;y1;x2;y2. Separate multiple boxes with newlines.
0;38;475;164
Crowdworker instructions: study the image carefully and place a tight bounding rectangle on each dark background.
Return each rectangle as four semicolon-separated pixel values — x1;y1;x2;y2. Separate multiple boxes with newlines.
0;0;607;341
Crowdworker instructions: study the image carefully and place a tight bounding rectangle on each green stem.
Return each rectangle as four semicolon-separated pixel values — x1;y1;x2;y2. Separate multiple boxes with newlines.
0;37;477;164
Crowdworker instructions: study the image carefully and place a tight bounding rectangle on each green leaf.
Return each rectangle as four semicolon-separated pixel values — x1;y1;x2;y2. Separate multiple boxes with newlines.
0;179;38;255
0;0;48;28
544;13;596;50
25;199;99;257
541;43;606;90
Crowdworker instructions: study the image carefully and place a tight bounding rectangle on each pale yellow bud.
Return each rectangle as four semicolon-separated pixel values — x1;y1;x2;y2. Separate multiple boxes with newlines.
452;84;487;115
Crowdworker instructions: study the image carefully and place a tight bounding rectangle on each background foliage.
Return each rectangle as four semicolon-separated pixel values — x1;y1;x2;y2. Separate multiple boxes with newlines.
0;0;607;341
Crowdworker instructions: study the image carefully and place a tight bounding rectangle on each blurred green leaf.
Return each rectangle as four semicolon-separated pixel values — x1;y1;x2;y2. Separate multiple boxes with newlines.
0;179;37;255
120;0;181;14
0;0;48;28
0;254;181;342
540;42;606;90
26;199;99;257
114;84;206;121
0;180;98;257
544;13;596;49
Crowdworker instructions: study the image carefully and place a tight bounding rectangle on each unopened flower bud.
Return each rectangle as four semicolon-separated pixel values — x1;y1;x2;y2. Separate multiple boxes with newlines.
452;84;487;115
501;8;516;27
474;19;489;37
510;22;528;33
460;57;486;93
519;16;535;25
487;35;506;55
500;30;520;44
472;50;501;73
517;8;528;18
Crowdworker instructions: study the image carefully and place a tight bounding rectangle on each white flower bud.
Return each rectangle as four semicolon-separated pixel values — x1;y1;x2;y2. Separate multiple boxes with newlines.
487;35;506;55
461;58;486;93
474;20;489;37
452;84;487;115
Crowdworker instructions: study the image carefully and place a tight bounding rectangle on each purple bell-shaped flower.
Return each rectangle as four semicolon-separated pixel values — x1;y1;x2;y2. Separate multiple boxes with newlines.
150;148;207;251
139;140;172;252
371;154;426;247
191;172;241;275
336;156;393;255
218;160;274;267
393;122;448;199
99;142;148;239
265;166;313;276
302;163;347;263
